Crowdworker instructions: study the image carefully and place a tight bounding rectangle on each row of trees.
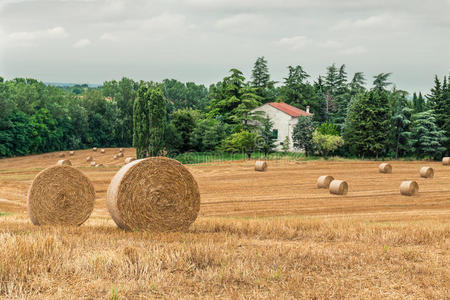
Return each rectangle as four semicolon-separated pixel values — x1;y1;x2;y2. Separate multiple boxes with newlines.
0;58;449;160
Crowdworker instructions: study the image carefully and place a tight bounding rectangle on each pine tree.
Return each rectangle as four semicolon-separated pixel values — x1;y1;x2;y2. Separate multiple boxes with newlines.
251;57;273;101
257;116;277;156
373;73;392;91
410;110;446;159
292;116;316;157
390;91;412;159
133;85;150;158
349;72;366;95
148;88;167;156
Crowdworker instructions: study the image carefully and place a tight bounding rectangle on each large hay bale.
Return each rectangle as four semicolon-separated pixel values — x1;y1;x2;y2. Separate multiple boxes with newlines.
27;165;95;226
378;163;392;173
57;159;72;166
69;151;75;156
329;180;348;195
255;160;267;172
317;175;334;189
117;152;124;158
58;152;65;158
420;166;434;178
124;157;135;164
90;161;96;167
93;147;97;152
86;156;93;162
101;149;105;154
400;180;419;196
106;157;200;231
442;157;450;165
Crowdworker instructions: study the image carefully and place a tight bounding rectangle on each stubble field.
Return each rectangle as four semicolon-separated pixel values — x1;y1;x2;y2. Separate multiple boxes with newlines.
0;149;448;299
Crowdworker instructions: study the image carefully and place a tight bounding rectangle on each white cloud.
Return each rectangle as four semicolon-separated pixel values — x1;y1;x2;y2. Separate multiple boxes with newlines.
8;26;68;41
277;35;311;50
100;32;118;41
339;45;367;55
73;38;91;48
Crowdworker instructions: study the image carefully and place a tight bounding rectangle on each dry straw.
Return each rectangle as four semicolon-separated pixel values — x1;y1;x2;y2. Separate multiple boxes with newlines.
58;153;65;158
378;163;392;173
27;165;95;226
90;161;96;167
113;154;118;160
119;148;124;153
420;166;434;178
125;157;135;164
93;147;97;152
400;180;419;196
57;159;72;166
86;156;93;162
255;160;268;172
101;149;105;154
317;175;334;188
442;157;450;165
106;157;200;231
118;152;124;158
329;180;348;195
95;164;104;168
69;151;75;156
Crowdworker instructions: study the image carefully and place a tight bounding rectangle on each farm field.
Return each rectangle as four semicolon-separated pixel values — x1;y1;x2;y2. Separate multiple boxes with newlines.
0;148;449;299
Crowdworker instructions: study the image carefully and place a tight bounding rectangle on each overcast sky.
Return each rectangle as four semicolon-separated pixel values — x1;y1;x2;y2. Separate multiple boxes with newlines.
0;0;449;93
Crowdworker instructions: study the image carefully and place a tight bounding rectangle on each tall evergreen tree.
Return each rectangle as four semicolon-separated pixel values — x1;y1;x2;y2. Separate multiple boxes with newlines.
148;88;167;156
373;73;392;91
133;85;150;158
292;116;316;157
257;116;277;156
410;110;446;159
251;57;274;102
390;90;412;158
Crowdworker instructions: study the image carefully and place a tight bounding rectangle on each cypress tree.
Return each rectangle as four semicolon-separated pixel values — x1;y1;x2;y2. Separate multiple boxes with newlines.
148;88;167;156
133;85;150;159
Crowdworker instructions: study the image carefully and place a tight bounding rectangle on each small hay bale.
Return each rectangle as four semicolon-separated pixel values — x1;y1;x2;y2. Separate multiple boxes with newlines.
95;164;104;168
106;157;200;231
378;163;392;173
119;148;124;153
113;154;118;160
329;180;348;195
118;152;124;158
58;153;65;158
317;175;334;189
69;151;75;156
27;165;95;226
420;166;434;178
124;157;135;164
57;159;72;166
400;180;419;196
255;160;267;172
93;147;97;152
442;157;450;165
90;161;96;167
86;156;93;162
101;149;105;154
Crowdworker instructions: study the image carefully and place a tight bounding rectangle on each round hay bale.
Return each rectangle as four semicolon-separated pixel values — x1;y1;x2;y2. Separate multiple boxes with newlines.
58;152;65;158
93;147;97;152
86;156;93;162
113;154;118;160
27;165;95;226
57;159;72;166
124;157;135;164
442;157;450;165
95;164;104;168
329;180;348;195
69;151;75;156
117;152;124;158
107;157;200;231
119;148;124;153
317;175;334;189
90;161;96;167
101;149;105;154
378;163;392;173
400;180;419;196
420;166;434;178
255;160;267;172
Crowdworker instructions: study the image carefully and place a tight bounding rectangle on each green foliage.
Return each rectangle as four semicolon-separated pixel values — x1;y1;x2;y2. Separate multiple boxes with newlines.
148;88;167;156
257;117;277;156
373;73;392;91
317;122;339;136
190;118;228;152
170;109;197;152
133;85;150;158
281;136;290;153
220;130;258;158
410;110;446;159
313;130;344;158
292;116;316;157
162;79;209;113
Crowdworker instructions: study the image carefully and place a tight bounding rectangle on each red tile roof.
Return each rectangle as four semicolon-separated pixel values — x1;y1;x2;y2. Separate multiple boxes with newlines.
268;102;311;117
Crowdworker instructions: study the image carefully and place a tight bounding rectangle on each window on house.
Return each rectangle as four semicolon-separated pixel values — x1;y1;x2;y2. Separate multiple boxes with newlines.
272;129;278;139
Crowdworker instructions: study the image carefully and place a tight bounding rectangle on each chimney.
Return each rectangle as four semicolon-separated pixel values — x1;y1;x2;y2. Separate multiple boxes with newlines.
306;105;310;114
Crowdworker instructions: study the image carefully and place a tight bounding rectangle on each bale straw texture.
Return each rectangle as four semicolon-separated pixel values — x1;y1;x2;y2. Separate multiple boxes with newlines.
101;149;105;154
255;161;268;172
69;151;75;156
57;159;72;166
90;161;96;167
317;175;334;189
118;152;124;158
400;180;419;196
329;180;348;195
420;166;434;178
86;156;93;162
125;157;135;164
113;154;118;160
27;165;95;226
93;147;97;152
119;148;124;153
442;157;450;165
378;163;392;173
106;157;200;231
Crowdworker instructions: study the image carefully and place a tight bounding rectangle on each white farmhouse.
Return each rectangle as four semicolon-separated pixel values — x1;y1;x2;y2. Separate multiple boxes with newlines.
251;102;312;151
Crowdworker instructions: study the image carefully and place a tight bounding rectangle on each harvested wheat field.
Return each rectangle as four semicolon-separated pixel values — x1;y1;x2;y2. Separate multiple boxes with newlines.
0;148;449;299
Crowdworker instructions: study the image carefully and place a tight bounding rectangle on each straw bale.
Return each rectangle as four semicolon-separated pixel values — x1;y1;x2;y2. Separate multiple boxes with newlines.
378;163;392;173
27;165;95;226
57;159;72;166
125;157;135;164
400;180;419;196
118;152;124;158
317;175;334;188
329;180;348;195
442;157;450;165
93;147;97;152
86;156;93;162
420;166;434;178
101;149;105;154
255;160;267;172
69;151;75;156
106;157;200;231
119;148;124;153
90;161;96;167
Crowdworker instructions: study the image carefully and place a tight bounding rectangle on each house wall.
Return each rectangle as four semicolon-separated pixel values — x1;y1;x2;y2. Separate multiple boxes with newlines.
251;104;298;151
